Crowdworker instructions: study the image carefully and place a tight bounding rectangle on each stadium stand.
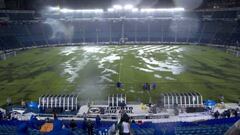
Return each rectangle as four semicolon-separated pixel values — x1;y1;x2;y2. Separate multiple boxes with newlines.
0;117;239;135
0;9;240;50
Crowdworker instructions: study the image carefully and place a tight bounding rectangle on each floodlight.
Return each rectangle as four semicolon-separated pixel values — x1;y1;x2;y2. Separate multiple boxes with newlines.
170;8;185;12
59;8;103;13
113;5;123;10
140;8;185;13
124;4;134;10
108;8;114;12
75;9;104;13
49;6;60;11
60;8;74;13
131;8;139;12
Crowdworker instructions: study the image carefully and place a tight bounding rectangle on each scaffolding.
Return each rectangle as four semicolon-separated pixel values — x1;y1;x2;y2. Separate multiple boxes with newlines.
159;92;203;108
38;95;79;111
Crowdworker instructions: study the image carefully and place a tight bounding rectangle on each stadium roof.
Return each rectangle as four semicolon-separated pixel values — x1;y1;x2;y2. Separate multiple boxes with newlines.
1;0;240;11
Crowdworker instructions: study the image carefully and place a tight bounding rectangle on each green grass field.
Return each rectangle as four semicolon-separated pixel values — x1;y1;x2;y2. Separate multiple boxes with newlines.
0;45;239;106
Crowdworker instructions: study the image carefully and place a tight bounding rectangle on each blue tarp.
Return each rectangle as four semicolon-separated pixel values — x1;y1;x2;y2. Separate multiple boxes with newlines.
203;100;216;107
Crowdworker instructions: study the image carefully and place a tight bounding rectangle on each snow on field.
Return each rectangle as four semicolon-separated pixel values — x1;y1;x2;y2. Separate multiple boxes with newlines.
82;46;105;53
165;76;176;80
60;45;185;83
134;45;185;75
101;68;118;74
132;66;154;73
154;74;162;78
99;76;113;83
62;57;89;82
98;53;120;83
60;46;78;56
99;54;120;64
60;46;120;83
138;50;144;55
129;90;135;93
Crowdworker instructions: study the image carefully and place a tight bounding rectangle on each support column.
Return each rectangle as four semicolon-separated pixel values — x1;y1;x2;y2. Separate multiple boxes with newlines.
42;97;45;108
116;95;118;107
163;96;166;107
54;97;56;108
63;97;65;110
193;96;196;107
109;22;112;43
196;96;199;106
188;96;191;107
147;21;150;43
75;97;78;110
112;95;114;106
180;96;182;106
51;97;53;108
167;96;170;108
184;96;187;107
121;94;123;103
38;97;41;108
176;96;178;105
46;96;49;108
72;97;74;110
59;97;61;108
134;22;137;43
200;96;203;105
125;94;127;105
67;96;70;110
121;20;125;44
96;29;99;45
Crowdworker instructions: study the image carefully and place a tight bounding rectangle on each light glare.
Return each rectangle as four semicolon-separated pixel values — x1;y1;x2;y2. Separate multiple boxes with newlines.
49;6;60;11
113;5;123;10
141;8;185;12
132;8;139;12
124;4;134;10
107;8;114;12
59;8;103;13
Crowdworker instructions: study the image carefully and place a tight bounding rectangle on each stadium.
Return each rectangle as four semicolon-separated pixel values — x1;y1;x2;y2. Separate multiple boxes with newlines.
0;0;240;135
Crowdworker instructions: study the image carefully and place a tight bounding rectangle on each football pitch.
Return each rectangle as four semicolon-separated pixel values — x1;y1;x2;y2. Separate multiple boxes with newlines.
0;45;239;106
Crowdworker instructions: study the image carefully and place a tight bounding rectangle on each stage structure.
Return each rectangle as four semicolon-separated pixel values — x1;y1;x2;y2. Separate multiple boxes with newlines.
159;92;203;108
108;94;127;107
38;95;79;111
